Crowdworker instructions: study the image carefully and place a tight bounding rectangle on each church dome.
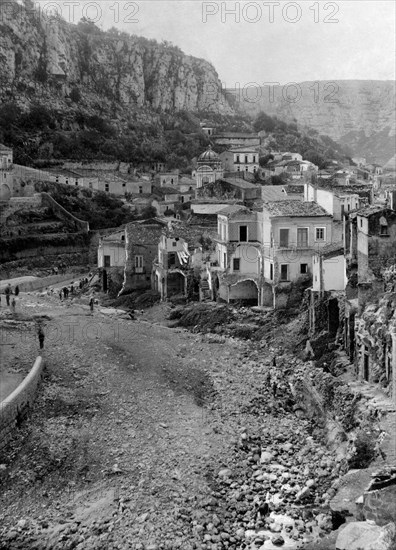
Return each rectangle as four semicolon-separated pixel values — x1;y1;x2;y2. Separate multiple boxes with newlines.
198;145;219;162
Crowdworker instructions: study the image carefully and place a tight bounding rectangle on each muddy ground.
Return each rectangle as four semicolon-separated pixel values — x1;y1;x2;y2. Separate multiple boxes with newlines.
0;291;380;549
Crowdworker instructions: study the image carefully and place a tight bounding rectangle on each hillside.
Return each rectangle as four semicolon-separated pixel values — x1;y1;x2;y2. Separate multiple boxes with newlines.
229;81;396;164
0;2;392;166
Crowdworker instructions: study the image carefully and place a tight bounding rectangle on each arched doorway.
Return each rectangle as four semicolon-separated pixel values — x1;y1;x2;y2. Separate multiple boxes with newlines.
229;279;259;306
0;183;11;201
167;272;186;297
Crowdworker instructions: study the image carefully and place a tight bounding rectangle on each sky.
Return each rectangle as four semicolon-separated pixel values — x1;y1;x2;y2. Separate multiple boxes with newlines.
36;0;396;85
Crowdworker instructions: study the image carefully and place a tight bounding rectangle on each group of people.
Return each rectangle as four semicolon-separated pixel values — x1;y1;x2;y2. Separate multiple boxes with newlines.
58;278;89;301
1;283;20;312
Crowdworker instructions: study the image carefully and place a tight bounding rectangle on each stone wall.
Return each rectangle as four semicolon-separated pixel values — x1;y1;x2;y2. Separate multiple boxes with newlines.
0;357;43;454
363;479;396;526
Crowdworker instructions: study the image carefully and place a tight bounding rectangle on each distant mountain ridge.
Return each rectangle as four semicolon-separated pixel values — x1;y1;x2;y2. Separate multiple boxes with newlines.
227;80;396;164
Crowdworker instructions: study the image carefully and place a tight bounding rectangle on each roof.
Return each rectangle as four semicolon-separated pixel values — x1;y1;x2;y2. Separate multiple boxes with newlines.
356;206;395;218
264;200;331;217
261;186;287;201
0;144;12;152
198;145;220;162
222;177;259;190
316;242;344;257
153;186;180;196
226;146;259;153
125;221;165;245
217;204;247;217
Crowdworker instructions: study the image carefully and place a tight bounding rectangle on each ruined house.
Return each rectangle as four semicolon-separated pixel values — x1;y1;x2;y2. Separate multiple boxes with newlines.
121;219;167;293
214;205;263;305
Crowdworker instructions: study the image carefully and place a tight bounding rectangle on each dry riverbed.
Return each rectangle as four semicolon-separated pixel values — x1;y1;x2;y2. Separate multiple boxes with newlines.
0;292;351;549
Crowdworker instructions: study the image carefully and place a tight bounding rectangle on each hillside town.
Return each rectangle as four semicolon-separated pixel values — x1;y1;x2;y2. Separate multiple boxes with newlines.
1;119;396;550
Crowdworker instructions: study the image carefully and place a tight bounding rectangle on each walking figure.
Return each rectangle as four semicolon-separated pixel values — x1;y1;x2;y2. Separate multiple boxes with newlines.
272;380;278;398
15;285;20;297
59;290;63;301
5;284;11;306
37;324;45;350
89;297;94;315
11;297;16;313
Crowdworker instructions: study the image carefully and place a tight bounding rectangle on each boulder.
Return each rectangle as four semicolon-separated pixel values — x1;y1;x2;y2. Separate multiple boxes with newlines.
336;521;396;550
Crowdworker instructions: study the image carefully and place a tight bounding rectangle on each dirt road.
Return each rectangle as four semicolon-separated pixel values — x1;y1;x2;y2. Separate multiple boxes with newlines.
0;292;238;549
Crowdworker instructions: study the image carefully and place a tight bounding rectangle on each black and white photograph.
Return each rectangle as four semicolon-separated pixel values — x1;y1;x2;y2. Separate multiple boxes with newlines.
0;0;396;548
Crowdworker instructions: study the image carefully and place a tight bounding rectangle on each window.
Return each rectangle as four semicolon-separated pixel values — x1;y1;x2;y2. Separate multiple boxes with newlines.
172;241;177;247
380;225;388;235
360;218;363;227
315;227;325;241
270;263;273;280
121;235;125;241
245;155;248;163
237;166;240;171
253;156;256;163
279;229;289;247
171;178;174;184
65;179;69;185
168;253;176;268
181;196;184;203
300;263;308;274
104;255;111;267
75;181;78;186
139;186;143;194
236;155;240;163
105;183;109;192
280;264;289;281
239;225;248;242
223;253;227;268
135;255;144;272
380;216;388;235
297;228;308;247
245;166;249;172
122;183;126;188
233;258;240;271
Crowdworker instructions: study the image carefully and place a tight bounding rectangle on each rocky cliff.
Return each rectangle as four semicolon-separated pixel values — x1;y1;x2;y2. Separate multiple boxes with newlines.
0;3;231;116
230;81;395;164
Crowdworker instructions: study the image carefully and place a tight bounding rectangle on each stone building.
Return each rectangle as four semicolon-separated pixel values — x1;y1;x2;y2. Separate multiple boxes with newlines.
121;220;167;293
194;146;224;188
214;205;263;305
219;146;259;174
152;235;190;300
0;143;13;201
262;200;334;308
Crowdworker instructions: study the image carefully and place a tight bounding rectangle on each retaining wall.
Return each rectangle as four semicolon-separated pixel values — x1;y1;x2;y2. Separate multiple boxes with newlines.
0;357;44;453
0;273;81;293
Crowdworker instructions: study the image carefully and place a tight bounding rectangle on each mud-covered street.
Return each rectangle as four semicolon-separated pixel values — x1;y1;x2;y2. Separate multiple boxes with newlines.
0;291;366;549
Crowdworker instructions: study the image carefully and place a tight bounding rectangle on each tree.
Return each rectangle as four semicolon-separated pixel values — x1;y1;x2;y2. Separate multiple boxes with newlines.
304;149;327;169
253;112;276;133
259;154;274;167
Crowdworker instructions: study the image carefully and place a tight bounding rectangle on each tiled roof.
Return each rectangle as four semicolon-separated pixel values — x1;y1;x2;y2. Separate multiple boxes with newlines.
217;204;247;216
125;221;165;244
264;200;330;217
356;206;395;218
222;177;259;190
317;242;344;257
261;186;287;201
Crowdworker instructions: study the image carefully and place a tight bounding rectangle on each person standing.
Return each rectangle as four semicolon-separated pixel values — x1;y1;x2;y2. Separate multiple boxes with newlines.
89;297;94;315
37;324;45;350
15;285;20;297
5;284;11;306
11;297;16;314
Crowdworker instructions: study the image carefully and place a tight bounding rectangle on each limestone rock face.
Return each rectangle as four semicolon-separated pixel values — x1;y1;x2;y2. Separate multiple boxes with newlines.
0;3;231;115
234;81;396;163
335;521;396;550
